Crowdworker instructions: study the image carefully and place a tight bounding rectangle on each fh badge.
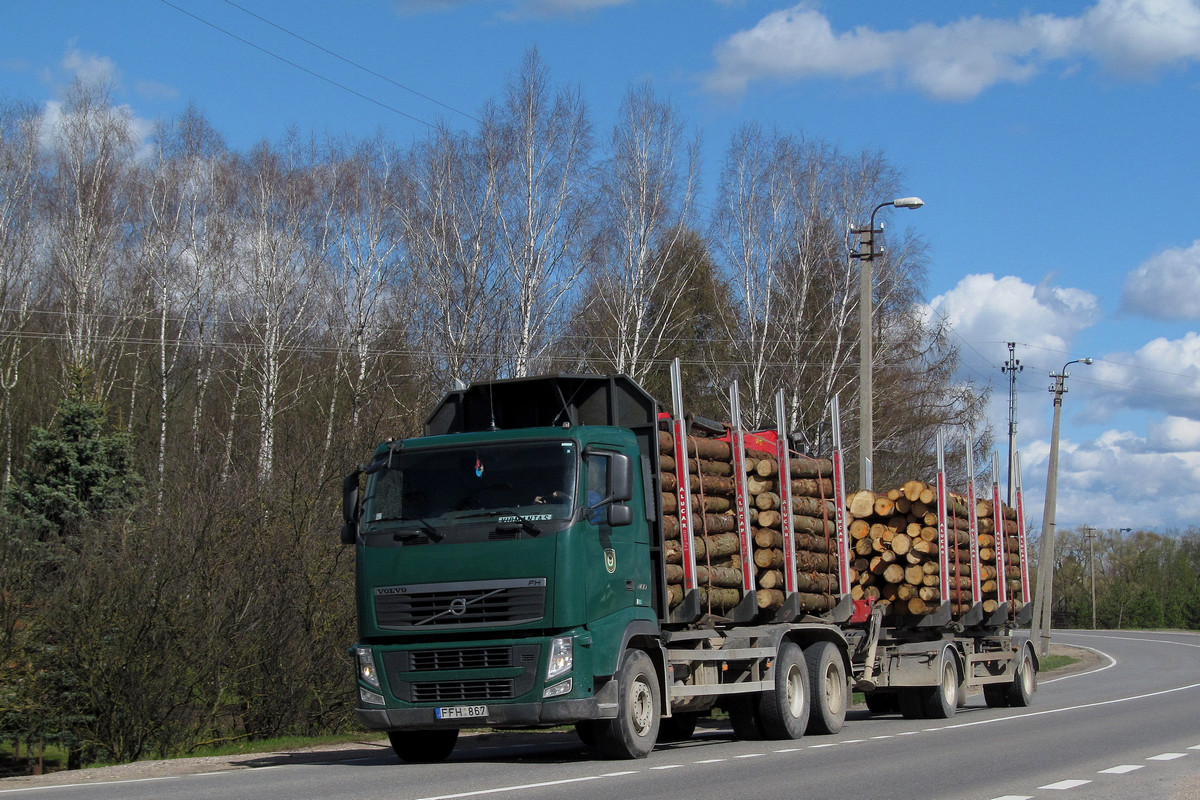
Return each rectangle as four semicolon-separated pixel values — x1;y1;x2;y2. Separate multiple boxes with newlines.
604;548;616;574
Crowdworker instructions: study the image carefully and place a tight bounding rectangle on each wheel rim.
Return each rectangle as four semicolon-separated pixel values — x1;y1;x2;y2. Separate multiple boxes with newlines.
1020;655;1035;694
823;662;845;715
940;661;957;707
786;663;806;718
630;675;654;736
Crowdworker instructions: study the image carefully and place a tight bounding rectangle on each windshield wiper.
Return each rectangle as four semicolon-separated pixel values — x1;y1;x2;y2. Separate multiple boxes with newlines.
475;509;545;536
392;516;445;543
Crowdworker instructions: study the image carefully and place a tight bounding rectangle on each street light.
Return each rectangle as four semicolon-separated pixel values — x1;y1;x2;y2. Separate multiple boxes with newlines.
850;196;924;488
1030;357;1093;656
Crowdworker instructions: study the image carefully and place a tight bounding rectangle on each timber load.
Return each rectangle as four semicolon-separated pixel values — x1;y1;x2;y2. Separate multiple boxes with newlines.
846;481;975;620
658;428;841;617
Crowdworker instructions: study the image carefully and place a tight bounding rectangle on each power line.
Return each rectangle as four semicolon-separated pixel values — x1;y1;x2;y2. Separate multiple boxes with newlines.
157;0;439;131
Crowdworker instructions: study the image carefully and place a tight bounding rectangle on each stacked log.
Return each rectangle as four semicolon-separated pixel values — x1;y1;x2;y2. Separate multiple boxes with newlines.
743;447;840;614
658;430;743;613
976;498;1024;614
846;481;975;619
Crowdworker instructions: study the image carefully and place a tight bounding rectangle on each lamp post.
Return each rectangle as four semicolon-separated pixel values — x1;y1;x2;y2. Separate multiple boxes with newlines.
850;196;924;489
1030;357;1092;657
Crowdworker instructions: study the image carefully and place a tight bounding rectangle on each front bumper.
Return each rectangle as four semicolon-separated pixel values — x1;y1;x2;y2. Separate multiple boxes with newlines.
356;678;618;730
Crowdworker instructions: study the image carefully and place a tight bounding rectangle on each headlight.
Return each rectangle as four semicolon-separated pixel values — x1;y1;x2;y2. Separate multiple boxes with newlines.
356;646;380;689
546;635;574;681
360;686;385;706
543;678;572;698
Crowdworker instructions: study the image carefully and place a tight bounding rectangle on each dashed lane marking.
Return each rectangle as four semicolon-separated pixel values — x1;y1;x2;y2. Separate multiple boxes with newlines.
1038;779;1092;790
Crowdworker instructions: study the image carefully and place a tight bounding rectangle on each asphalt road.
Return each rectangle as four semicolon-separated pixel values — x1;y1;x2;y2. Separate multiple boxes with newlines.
3;630;1198;800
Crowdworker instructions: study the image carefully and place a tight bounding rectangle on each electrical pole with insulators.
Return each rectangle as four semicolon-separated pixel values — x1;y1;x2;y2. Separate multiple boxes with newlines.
1001;342;1023;507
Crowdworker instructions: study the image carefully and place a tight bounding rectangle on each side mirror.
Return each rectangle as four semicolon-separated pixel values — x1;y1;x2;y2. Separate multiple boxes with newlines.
608;453;633;502
607;504;633;527
341;471;361;545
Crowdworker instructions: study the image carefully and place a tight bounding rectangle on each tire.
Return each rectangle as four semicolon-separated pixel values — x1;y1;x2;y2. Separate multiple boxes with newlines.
1007;648;1036;707
657;711;699;743
387;729;458;763
595;649;660;759
575;720;601;747
864;692;899;715
726;696;765;740
757;642;810;740
898;689;926;719
804;641;848;735
983;684;1010;708
922;653;959;719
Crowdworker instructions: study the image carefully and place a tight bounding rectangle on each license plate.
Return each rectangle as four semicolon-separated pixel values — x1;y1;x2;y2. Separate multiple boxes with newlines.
435;704;487;720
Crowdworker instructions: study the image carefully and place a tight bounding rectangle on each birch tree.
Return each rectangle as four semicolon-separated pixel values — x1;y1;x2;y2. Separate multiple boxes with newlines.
229;140;325;480
318;135;403;469
44;80;141;396
0;100;42;490
582;82;699;381
399;125;504;393
482;48;595;377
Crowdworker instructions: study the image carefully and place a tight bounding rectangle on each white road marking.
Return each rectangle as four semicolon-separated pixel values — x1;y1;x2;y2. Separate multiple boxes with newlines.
1147;752;1187;761
1098;764;1143;774
1039;778;1092;790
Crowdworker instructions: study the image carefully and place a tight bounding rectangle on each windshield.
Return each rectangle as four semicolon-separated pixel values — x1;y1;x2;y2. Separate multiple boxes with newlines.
364;440;578;527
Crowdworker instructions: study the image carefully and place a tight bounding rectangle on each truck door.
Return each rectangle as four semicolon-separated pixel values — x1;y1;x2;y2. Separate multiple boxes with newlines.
583;450;650;621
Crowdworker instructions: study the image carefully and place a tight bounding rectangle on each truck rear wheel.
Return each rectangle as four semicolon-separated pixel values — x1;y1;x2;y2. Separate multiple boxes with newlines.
983;683;1010;707
657;711;698;742
1007;648;1036;707
922;653;960;719
388;729;458;763
726;697;765;740
758;641;810;739
804;641;847;734
595;649;660;759
898;689;926;719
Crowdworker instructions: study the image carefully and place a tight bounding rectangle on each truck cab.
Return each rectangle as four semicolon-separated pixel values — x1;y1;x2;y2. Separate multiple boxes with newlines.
343;376;665;762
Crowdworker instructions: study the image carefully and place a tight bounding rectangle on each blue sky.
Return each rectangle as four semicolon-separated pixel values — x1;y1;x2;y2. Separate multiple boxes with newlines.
4;0;1200;532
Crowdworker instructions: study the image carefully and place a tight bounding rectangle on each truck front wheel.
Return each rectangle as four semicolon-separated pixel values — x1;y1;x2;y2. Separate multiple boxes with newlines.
388;729;458;763
596;649;660;759
758;641;810;739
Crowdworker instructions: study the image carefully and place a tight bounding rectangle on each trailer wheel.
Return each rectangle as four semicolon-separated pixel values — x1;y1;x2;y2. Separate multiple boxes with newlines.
595;649;660;759
387;729;458;763
804;641;847;734
1007;648;1036;707
983;684;1010;707
864;692;899;715
657;711;699;743
898;689;925;719
922;653;959;719
758;642;810;739
726;697;765;740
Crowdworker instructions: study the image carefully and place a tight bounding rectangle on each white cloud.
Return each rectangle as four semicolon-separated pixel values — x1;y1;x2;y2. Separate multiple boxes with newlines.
1091;332;1200;419
60;45;120;88
1121;240;1200;319
705;0;1200;100
925;273;1100;364
1021;425;1200;530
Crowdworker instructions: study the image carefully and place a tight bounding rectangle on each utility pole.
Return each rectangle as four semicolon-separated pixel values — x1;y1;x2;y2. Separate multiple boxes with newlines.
849;196;924;490
1081;525;1097;629
1001;342;1023;507
1030;357;1092;658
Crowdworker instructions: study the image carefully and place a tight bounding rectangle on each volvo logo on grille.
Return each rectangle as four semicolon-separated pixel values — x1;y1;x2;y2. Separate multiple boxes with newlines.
449;597;468;616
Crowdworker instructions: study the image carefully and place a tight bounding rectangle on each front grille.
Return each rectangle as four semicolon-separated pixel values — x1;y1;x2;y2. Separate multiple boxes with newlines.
411;647;511;671
412;679;515;702
374;578;547;630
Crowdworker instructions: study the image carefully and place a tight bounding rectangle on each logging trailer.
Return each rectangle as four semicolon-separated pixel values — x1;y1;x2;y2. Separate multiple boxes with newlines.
341;364;1037;762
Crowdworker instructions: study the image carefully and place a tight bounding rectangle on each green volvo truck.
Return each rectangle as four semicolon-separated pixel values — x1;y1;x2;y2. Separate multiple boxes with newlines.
341;369;1037;762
